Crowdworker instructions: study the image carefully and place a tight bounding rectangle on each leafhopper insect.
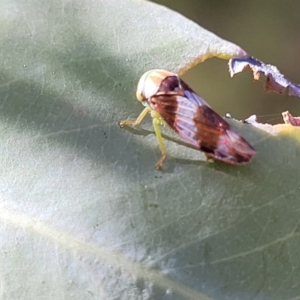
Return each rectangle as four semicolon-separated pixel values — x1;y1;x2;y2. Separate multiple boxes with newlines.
120;69;256;169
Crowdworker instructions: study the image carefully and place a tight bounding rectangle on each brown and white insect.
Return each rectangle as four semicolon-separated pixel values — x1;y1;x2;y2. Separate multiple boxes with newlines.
120;69;256;169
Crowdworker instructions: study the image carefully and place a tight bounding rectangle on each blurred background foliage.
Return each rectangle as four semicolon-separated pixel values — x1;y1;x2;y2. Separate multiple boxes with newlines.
152;0;300;124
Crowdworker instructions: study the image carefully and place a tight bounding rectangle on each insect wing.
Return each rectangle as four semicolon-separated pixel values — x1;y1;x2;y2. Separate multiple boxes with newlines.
150;90;255;165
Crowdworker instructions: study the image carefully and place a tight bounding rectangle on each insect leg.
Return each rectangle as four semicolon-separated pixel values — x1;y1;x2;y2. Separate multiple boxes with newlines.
119;107;151;127
152;116;167;170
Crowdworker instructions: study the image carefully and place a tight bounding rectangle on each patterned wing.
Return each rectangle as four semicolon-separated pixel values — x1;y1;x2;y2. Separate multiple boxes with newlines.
149;91;255;165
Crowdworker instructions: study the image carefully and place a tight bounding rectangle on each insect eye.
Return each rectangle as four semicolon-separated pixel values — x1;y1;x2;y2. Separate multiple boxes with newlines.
150;99;157;107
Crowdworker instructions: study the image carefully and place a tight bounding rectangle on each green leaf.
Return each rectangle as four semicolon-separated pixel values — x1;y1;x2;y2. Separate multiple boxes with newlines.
1;0;299;299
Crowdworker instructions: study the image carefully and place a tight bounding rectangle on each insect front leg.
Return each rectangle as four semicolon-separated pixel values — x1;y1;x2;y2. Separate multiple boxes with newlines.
151;114;167;170
119;107;151;128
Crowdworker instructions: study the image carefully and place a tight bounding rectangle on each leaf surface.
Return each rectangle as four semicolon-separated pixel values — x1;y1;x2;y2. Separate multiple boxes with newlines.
229;56;300;96
0;1;299;299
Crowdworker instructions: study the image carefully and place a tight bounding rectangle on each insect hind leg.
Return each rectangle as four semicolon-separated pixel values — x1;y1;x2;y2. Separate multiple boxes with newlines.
152;116;167;170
